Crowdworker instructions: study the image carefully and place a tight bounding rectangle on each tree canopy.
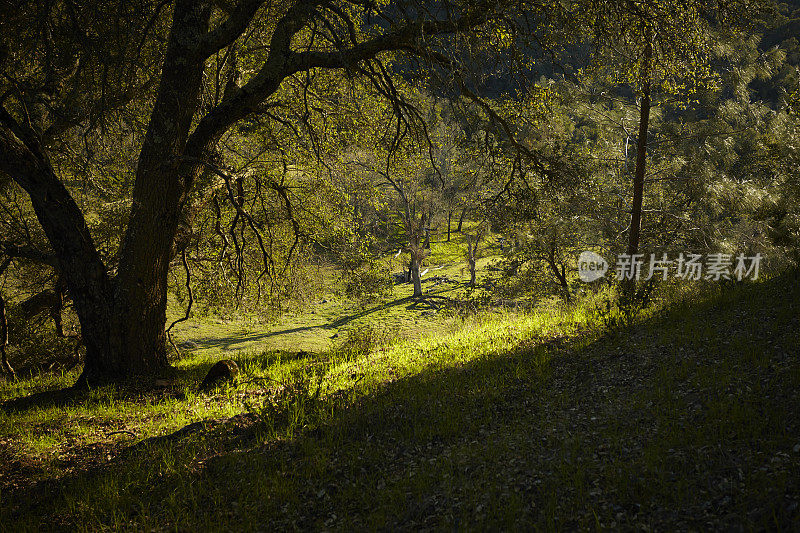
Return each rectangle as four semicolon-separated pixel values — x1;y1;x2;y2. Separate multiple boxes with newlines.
1;0;797;384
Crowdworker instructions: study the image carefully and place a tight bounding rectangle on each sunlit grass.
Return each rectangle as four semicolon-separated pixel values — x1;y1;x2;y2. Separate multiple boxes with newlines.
2;270;798;530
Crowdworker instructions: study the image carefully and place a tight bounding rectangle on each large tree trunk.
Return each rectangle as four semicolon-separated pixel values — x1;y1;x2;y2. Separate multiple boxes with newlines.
627;42;652;258
99;2;298;380
0;114;114;383
97;1;213;383
2;1;226;386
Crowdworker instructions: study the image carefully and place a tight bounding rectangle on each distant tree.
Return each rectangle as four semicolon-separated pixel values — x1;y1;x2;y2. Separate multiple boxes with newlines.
464;223;486;287
575;0;736;257
358;154;432;298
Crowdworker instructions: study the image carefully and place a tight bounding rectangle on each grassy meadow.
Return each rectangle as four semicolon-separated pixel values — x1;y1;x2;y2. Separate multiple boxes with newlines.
1;236;799;531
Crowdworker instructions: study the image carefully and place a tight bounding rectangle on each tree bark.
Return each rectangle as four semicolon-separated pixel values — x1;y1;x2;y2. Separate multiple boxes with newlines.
408;219;424;297
465;225;485;287
0;112;113;382
546;247;571;302
627;40;652;258
98;1;213;384
410;254;423;297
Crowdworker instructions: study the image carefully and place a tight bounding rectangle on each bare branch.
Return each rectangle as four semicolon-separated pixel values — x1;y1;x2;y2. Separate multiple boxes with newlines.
166;248;194;354
0;240;58;268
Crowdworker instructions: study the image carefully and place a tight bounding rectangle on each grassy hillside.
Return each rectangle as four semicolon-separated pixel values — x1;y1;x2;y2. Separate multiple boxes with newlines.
1;267;799;530
164;231;503;357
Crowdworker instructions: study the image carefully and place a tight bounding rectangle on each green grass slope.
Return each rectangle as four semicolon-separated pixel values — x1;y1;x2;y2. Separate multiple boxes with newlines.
1;271;799;531
164;231;503;358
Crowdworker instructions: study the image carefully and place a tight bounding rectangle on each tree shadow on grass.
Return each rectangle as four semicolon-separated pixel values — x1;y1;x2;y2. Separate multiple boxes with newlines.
1;346;317;415
0;373;195;414
327;285;460;328
326;295;416;328
189;325;322;351
185;294;421;351
1;386;84;413
179;282;463;353
188;291;446;351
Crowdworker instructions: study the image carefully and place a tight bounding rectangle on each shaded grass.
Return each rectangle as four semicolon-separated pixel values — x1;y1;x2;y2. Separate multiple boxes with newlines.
2;272;799;530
